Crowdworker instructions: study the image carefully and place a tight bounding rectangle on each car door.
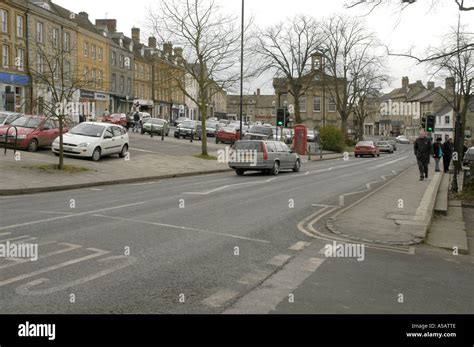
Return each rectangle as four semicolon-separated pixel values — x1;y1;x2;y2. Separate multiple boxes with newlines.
111;126;126;154
265;142;278;166
102;126;115;155
41;119;60;146
279;142;294;168
275;142;290;168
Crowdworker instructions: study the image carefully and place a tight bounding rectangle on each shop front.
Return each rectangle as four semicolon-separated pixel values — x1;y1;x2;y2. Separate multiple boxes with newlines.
0;72;29;113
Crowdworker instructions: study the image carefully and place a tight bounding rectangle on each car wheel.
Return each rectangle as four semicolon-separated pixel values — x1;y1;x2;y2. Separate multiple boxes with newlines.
53;152;59;157
235;169;245;176
377;153;380;157
271;161;280;176
372;154;376;157
91;147;101;162
215;137;219;144
292;159;301;172
27;139;38;152
119;144;128;158
166;131;169;137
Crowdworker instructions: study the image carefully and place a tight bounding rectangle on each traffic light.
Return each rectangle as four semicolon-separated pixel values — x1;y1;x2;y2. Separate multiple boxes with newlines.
421;116;426;130
276;108;285;126
426;115;435;132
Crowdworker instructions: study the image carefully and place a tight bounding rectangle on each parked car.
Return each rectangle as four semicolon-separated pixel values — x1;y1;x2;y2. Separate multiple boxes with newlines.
0;111;23;126
243;125;273;141
173;116;190;127
174;120;197;139
142;118;169;136
229;140;301;176
215;125;241;144
396;135;410;144
376;141;394;153
463;146;474;167
0;115;68;152
307;129;316;142
101;113;127;127
52;122;129;161
388;139;397;151
355;140;380;157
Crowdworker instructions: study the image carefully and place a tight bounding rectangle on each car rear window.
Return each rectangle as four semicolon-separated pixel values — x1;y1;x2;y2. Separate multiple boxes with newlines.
249;126;272;136
234;141;262;151
357;141;373;146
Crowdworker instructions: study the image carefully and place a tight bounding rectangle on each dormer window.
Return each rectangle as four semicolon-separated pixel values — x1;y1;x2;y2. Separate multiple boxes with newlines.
119;38;123;47
141;47;144;57
129;43;133;52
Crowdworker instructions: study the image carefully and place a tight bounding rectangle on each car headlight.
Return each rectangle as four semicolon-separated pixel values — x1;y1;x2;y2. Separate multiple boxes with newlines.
16;135;27;140
78;143;90;148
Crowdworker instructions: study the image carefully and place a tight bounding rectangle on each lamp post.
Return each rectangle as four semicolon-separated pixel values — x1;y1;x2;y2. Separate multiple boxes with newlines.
451;111;462;192
239;0;245;140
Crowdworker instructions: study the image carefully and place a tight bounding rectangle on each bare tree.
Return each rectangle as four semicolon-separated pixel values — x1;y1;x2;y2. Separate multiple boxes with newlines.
27;28;91;169
254;15;322;124
321;15;384;138
148;0;251;156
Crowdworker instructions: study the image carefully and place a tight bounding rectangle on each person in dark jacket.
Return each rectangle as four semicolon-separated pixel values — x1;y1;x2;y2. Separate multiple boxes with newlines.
442;138;454;173
133;112;140;133
414;130;432;181
433;137;443;172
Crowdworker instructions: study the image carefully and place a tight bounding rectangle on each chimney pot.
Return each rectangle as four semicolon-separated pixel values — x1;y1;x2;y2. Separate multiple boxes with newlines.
402;76;409;89
427;82;435;90
131;27;140;44
148;37;157;49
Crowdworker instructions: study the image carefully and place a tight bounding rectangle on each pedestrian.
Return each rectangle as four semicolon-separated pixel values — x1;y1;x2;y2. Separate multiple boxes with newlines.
133;112;140;133
433;137;443;172
414;130;432;181
125;113;131;132
442;138;454;173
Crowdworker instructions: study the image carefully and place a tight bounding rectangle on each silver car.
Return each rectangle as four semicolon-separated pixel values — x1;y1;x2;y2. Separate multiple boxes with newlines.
228;140;301;176
376;141;394;153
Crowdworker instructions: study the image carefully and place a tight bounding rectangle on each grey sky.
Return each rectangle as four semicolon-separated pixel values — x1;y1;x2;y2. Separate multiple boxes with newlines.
55;0;473;94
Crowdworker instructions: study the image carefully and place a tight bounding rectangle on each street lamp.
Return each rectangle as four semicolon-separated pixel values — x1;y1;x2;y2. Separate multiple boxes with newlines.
451;111;462;192
239;0;245;140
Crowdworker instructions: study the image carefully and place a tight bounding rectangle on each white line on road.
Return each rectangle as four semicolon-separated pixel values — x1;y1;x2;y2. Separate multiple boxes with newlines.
0;235;33;243
93;214;271;244
0;202;146;231
266;254;292;267
202;289;240;308
375;156;408;168
288;241;310;251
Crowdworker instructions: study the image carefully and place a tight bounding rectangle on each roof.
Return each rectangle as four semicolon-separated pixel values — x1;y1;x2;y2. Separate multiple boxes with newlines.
433;103;453;117
50;2;102;36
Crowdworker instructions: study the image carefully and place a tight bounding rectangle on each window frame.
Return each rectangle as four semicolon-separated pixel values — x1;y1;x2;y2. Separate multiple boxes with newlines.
16;14;23;38
0;9;8;34
36;21;44;43
313;96;321;112
2;44;9;68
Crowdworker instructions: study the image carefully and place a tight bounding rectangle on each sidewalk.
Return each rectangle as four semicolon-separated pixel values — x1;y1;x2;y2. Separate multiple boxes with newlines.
326;162;443;245
0;149;230;195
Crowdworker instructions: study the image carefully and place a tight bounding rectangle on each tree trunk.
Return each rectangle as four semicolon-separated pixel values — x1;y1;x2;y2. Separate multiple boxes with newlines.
200;101;208;156
340;114;348;142
58;116;64;170
294;99;301;124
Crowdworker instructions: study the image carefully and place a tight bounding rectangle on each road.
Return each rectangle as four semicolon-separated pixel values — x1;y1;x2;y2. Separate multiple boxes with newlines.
1;143;472;314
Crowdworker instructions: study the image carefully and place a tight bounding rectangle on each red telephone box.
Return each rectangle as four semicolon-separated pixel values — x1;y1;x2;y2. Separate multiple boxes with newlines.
294;124;307;155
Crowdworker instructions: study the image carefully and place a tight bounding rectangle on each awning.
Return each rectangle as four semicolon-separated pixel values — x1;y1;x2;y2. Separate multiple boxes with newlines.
0;72;29;86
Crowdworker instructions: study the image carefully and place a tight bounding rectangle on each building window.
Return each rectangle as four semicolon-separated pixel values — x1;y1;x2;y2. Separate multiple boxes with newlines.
91;44;96;60
63;32;70;51
16;48;24;70
0;10;7;33
2;45;9;68
36;21;44;43
84;66;89;81
445;116;450;124
120;75;124;93
84;42;89;57
112;73;116;91
119;54;124;68
139;65;144;79
127;77;132;94
52;28;59;48
53;61;60;79
98;47;103;62
328;96;336;112
64;60;71;79
124;57;130;69
134;63;138;78
313;96;321;112
16;15;23;37
36;53;44;73
111;51;116;66
91;68;96;83
98;70;103;88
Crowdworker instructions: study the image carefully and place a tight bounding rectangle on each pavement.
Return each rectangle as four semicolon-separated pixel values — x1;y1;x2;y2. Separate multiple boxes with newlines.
326;162;443;245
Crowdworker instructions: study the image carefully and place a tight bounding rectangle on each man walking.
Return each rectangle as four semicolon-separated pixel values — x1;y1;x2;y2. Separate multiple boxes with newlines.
414;130;432;181
442;138;454;173
433;137;443;172
133;112;140;133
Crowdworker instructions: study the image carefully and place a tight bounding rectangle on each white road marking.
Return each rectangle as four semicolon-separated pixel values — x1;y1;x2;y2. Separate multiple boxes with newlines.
16;255;137;296
202;289;239;308
0;232;11;237
0;202;146;231
375;156;408;168
288;241;310;251
129;148;156;153
0;235;32;243
312;204;340;208
0;209;74;215
266;254;292;267
183;177;278;195
183;185;229;195
303;257;325;272
93;214;271;244
237;270;271;285
0;248;109;287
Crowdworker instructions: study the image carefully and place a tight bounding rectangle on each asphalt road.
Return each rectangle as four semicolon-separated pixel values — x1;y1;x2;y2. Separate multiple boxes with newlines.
1;144;472;314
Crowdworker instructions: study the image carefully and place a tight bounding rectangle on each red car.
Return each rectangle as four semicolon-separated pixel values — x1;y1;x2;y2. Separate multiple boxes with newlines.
0;115;68;152
215;125;241;144
355;140;380;158
101;113;127;127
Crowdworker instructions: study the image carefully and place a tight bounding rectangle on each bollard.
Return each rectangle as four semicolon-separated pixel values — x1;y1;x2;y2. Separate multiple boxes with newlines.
162;128;164;141
150;124;153;138
190;130;193;143
308;144;311;161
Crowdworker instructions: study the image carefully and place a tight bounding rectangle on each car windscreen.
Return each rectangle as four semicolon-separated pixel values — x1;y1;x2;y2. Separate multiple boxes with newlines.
0;114;8;123
377;142;389;145
357;141;373;146
70;123;105;138
11;116;42;129
234;141;262;151
181;121;195;128
147;119;165;125
221;127;237;132
249;126;272;136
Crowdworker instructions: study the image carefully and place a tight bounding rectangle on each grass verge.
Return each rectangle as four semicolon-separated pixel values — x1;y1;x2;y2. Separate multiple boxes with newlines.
23;164;93;173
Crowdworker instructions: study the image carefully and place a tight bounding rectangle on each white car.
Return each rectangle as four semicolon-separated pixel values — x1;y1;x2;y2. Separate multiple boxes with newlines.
396;135;410;144
52;122;129;161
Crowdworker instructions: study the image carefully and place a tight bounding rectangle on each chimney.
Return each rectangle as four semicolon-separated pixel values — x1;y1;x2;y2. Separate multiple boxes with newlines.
131;27;140;44
78;12;89;19
173;47;183;57
95;19;117;33
445;77;455;92
402;77;409;89
163;42;173;58
148;37;157;49
427;82;435;90
257;88;260;96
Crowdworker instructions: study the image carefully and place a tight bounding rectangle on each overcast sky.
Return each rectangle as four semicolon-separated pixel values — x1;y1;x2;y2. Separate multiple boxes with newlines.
55;0;473;94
